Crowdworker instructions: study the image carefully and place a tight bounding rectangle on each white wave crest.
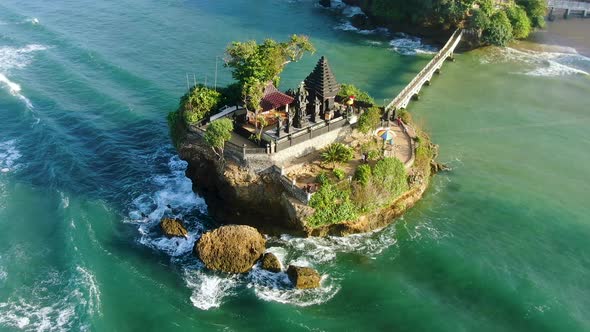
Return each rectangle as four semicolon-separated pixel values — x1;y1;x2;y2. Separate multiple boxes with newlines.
184;266;240;310
389;34;438;56
248;265;340;307
0;44;47;110
0;266;100;331
127;155;207;256
481;46;589;77
0;140;22;173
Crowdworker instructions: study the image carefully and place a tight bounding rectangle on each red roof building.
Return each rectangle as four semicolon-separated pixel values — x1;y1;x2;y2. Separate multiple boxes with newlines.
260;83;294;112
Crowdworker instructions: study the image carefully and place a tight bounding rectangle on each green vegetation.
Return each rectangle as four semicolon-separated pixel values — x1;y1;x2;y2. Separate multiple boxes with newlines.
204;118;234;160
310;156;410;226
333;168;346;180
372;158;409;199
316;171;330;185
308;182;358;227
321;143;354;168
224;35;315;115
357;107;382;133
355;0;546;46
482;11;513;46
181;85;222;125
506;4;532;40
353;164;372;186
338;84;375;105
397;109;412;124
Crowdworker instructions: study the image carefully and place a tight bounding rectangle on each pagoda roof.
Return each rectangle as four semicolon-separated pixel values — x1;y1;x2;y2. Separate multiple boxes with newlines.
304;56;340;100
260;83;294;112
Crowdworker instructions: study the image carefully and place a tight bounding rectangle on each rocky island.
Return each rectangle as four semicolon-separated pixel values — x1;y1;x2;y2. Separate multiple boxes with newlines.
166;34;450;280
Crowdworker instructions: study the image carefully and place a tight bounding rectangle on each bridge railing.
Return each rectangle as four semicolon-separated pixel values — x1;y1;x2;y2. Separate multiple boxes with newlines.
386;29;463;111
548;0;590;10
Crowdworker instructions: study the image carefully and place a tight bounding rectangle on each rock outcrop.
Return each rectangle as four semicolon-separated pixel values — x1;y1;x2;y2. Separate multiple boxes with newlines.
195;225;266;273
160;218;188;238
261;253;282;273
287;265;321;289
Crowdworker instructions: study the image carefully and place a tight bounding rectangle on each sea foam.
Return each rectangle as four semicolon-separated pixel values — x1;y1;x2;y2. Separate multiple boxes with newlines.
481;46;589;77
0;44;48;111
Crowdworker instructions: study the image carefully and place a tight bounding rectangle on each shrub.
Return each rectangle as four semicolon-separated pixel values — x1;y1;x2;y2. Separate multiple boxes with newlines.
308;183;357;227
333;168;346;180
316;171;330;185
372;157;409;200
204;118;234;159
397;109;412;124
182;85;222;125
321;143;354;167
338;84;375;105
357;107;382;133
367;150;380;160
354;164;372;186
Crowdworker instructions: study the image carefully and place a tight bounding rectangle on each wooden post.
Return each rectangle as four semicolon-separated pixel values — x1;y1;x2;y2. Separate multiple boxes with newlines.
242;144;247;158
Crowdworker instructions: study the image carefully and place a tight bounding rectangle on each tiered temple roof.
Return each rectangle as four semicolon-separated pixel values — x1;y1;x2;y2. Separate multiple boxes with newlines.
304;56;340;101
260;83;294;112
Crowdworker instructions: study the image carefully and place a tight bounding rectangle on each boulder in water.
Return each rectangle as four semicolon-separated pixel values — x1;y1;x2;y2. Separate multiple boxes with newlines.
287;265;321;289
195;225;266;273
261;253;282;273
160;218;188;238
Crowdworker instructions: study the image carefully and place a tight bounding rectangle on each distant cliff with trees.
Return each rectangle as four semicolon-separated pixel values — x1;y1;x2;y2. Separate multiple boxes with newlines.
335;0;547;46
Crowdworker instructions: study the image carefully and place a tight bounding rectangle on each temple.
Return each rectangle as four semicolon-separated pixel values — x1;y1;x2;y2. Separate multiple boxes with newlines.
304;56;340;117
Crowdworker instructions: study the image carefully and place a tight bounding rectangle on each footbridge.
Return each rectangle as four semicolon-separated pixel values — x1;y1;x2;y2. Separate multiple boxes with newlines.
548;0;590;17
385;29;463;114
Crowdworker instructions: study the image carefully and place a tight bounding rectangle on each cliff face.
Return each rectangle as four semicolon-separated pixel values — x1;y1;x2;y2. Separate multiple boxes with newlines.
178;135;306;236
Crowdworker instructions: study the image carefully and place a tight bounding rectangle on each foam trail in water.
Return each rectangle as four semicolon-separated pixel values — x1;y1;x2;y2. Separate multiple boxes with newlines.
0;44;48;112
481;46;589;77
0;140;22;173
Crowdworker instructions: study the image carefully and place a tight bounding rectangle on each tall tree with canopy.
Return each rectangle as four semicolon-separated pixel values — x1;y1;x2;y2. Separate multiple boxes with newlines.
224;35;315;131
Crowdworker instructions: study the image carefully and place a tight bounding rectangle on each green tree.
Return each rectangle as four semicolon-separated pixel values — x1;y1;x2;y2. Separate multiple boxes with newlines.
506;5;532;39
224;35;315;87
357;107;382;133
482;11;513;46
516;0;547;28
204;118;234;160
321;143;354;168
182;85;222;125
469;8;490;31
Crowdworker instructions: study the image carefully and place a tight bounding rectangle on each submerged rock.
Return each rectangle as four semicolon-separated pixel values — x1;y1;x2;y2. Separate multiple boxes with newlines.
318;0;331;8
160;218;188;238
261;253;282;273
287;265;321;289
195;225;266;273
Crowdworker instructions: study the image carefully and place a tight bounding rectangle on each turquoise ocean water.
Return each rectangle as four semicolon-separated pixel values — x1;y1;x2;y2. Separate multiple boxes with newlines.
0;0;589;331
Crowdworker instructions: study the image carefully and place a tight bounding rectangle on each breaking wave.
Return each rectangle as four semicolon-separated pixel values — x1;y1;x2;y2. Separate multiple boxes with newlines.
481;46;589;77
389;34;438;56
0;266;101;332
0;44;48;111
127;150;403;310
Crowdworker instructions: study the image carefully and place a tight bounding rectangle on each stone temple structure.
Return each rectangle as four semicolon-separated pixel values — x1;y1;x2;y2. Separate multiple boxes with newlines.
304;56;340;116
